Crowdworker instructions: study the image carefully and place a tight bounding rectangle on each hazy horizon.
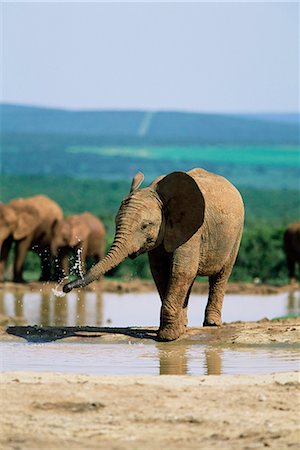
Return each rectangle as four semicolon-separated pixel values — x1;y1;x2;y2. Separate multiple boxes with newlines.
1;102;299;115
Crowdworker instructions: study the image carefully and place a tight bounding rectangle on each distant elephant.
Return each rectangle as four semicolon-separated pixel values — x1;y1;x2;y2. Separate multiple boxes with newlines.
0;195;63;282
64;169;244;341
284;221;300;284
51;212;106;279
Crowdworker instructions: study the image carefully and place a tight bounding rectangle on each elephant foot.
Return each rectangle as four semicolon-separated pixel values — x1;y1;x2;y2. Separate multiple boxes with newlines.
203;315;222;327
157;327;182;342
157;321;187;342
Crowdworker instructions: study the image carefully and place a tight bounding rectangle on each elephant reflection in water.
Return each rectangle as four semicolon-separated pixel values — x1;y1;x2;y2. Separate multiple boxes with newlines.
158;344;222;375
74;290;103;326
158;345;189;375
0;289;24;325
0;288;103;327
287;290;300;317
204;348;222;375
45;290;103;327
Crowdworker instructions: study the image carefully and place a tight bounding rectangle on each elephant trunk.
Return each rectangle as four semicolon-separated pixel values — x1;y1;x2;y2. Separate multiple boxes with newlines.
63;235;129;293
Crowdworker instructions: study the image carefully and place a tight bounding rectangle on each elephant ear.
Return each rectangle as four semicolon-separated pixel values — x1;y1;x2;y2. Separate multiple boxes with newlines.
13;211;39;240
130;172;144;193
69;222;89;247
157;171;205;253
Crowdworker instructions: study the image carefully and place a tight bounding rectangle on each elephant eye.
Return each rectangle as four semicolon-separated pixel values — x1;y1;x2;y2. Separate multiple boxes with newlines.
142;222;154;230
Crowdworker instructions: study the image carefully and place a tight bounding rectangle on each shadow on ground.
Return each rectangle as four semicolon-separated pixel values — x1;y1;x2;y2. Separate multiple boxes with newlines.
6;325;158;343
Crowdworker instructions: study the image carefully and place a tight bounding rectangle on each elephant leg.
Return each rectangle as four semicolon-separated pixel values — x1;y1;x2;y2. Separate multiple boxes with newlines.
59;249;70;279
149;245;186;338
148;244;172;301
13;237;32;283
155;245;197;341
287;255;296;284
0;237;13;280
204;268;230;326
39;248;52;281
158;275;195;342
204;233;242;326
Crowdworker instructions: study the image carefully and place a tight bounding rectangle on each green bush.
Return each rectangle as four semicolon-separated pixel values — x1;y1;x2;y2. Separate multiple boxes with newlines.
231;224;288;283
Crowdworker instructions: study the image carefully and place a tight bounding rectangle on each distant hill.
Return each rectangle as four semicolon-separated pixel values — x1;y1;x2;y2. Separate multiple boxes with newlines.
1;103;299;144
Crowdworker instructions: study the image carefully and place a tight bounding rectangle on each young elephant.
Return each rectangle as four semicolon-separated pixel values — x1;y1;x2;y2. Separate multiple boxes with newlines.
51;212;106;279
0;195;63;282
64;169;244;341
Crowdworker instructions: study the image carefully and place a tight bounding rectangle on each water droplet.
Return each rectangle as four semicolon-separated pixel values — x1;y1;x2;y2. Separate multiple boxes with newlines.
51;288;66;298
51;277;68;298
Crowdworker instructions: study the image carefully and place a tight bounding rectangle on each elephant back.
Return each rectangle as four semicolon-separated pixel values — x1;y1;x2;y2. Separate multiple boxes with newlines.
187;168;244;222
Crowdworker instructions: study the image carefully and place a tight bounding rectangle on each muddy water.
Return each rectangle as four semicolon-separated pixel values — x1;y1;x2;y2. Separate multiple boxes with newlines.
1;288;299;376
1;289;299;327
1;340;299;376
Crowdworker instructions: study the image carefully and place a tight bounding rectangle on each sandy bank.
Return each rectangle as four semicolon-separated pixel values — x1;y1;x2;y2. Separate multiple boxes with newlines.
1;317;299;346
1;371;299;450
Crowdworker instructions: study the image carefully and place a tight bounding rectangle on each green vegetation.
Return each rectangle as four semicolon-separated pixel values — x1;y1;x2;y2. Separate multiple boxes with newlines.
231;225;288;283
68;144;299;168
1;133;300;190
1;175;299;284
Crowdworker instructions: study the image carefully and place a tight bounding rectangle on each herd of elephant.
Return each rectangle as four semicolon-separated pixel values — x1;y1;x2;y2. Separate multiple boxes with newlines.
0;195;106;283
1;168;299;341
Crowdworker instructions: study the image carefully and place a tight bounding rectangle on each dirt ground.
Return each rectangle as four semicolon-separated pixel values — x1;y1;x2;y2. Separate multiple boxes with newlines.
0;281;299;450
0;370;299;450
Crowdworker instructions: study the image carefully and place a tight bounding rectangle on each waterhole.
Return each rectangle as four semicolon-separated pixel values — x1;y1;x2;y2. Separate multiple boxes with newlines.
1;341;299;376
1;289;299;327
1;289;299;376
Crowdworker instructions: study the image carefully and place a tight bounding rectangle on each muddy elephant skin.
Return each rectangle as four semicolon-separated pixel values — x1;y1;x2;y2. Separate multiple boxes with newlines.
64;169;244;341
284;221;300;283
0;195;63;282
51;212;106;279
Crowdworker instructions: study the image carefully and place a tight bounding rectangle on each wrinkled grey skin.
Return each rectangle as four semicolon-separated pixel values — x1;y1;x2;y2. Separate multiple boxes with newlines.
284;221;300;284
0;195;63;282
64;169;244;341
51;212;106;279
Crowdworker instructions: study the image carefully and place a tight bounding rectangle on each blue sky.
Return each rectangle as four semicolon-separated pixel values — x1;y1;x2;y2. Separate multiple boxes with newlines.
1;1;299;112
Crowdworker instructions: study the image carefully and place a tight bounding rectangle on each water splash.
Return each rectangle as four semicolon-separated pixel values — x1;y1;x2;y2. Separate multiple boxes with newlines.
72;246;84;279
51;277;68;298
